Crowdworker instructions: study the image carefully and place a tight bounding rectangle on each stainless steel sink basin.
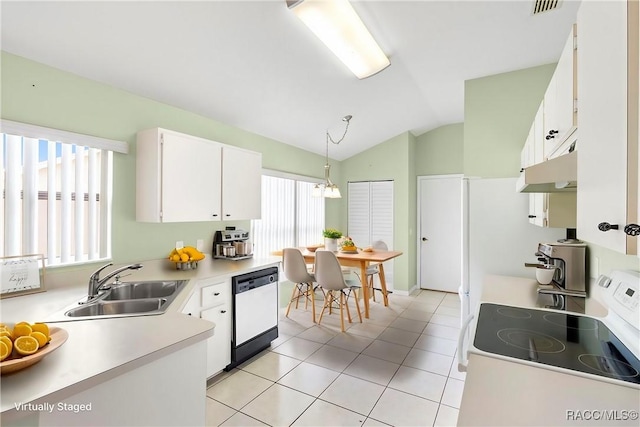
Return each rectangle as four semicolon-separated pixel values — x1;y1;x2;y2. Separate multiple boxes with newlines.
102;281;183;300
46;279;188;321
65;298;167;317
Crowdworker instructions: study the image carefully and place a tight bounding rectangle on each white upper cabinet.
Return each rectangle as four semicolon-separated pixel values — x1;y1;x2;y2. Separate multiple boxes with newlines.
136;128;262;223
221;146;262;220
544;25;577;160
576;0;638;255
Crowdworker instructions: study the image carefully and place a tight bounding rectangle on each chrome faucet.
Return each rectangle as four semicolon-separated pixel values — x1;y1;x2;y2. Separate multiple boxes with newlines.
87;262;143;300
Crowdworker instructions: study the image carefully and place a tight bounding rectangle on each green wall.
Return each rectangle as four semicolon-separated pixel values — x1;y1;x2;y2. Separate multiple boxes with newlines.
1;52;340;265
463;63;556;177
338;132;417;292
415;123;464;175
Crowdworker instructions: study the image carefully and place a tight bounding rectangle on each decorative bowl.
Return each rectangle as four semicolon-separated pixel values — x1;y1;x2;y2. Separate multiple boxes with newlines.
306;245;323;253
1;327;69;375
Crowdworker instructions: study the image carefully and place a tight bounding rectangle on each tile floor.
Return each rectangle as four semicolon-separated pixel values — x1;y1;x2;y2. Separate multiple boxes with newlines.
206;288;464;427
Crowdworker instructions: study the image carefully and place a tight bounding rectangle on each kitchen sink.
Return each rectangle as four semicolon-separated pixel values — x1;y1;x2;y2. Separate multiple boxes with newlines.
65;298;168;317
47;279;188;321
102;281;184;300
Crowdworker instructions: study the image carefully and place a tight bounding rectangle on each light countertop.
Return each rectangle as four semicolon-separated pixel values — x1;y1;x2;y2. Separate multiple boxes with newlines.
0;255;280;419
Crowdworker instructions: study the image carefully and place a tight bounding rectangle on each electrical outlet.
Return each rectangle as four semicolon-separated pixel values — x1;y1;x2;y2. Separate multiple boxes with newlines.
176;240;184;249
196;239;204;252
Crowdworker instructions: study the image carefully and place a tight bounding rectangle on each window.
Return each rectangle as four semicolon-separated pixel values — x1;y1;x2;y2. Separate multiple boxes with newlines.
252;173;325;258
1;120;127;266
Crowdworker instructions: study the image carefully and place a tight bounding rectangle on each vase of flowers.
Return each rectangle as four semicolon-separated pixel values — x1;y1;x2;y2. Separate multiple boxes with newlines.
322;228;342;252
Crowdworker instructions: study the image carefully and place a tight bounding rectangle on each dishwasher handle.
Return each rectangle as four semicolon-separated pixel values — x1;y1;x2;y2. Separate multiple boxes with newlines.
457;313;475;373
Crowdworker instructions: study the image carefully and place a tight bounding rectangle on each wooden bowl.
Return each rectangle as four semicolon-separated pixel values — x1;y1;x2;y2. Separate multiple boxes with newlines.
306;245;323;253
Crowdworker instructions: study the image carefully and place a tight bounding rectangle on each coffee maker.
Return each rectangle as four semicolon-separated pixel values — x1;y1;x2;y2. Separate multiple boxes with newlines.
534;241;587;312
213;227;253;260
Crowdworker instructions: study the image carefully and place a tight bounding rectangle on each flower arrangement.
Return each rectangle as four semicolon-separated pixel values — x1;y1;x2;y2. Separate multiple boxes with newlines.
322;228;342;239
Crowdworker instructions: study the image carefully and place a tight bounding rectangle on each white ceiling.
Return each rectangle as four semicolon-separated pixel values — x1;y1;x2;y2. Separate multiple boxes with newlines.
1;0;581;160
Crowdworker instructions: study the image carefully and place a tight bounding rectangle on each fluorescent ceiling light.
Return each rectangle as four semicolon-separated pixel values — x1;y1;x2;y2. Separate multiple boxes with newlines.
288;0;390;79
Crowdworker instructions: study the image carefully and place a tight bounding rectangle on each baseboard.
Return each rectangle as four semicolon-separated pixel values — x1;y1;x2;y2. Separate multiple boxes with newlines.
392;284;419;296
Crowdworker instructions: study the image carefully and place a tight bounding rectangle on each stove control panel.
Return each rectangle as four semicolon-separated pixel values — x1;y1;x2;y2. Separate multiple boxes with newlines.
602;270;639;327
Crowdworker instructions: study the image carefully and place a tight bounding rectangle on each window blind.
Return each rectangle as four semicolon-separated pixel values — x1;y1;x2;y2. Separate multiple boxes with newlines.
252;175;325;258
1;121;124;266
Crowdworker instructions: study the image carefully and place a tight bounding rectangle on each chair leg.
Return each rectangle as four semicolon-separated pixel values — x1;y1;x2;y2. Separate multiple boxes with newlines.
343;290;352;324
286;284;300;318
369;275;376;302
339;292;345;332
318;290;331;325
353;290;363;323
309;282;316;323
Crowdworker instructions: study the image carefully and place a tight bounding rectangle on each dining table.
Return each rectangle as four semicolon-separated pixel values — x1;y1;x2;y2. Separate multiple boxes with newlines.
276;248;403;319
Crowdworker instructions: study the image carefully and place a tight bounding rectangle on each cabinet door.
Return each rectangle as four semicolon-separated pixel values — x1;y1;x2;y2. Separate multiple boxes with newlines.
181;291;200;317
221;146;262;220
201;305;231;378
529;193;545;227
545;27;577;159
577;0;633;253
162;132;222;222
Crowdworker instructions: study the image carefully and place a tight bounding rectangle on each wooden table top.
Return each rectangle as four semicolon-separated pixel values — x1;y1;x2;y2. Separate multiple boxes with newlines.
274;248;403;263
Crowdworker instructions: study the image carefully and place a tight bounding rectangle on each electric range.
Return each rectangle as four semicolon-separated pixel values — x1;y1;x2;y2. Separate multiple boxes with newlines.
461;270;640;389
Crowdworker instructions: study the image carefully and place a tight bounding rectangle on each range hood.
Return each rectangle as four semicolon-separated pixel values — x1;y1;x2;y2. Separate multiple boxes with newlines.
516;151;577;193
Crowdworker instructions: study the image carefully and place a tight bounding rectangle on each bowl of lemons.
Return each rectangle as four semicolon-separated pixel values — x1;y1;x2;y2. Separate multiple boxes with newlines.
1;321;68;375
168;246;206;270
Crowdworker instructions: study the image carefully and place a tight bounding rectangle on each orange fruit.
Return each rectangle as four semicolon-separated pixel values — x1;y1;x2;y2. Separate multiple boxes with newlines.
30;332;48;348
0;328;11;339
14;336;39;356
12;324;32;340
0;335;12;356
0;341;9;361
31;323;50;339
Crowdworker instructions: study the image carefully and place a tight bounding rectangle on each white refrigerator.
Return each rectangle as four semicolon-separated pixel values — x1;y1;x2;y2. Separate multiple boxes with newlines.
460;177;566;321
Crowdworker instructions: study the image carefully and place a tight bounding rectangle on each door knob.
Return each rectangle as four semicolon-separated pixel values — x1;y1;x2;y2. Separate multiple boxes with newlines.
422;237;428;242
624;224;640;236
598;222;619;232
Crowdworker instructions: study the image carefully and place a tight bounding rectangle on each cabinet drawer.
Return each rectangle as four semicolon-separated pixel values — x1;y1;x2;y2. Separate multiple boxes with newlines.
201;282;228;308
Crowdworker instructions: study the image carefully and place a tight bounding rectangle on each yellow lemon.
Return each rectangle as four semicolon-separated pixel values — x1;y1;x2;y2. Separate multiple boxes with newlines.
30;332;48;348
12;324;32;340
14;336;39;356
0;336;12;358
0;328;11;339
0;341;9;361
180;253;189;262
31;323;50;339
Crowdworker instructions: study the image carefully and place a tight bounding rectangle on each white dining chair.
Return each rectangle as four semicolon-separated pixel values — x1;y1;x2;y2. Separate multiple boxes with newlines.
314;250;362;332
283;248;317;322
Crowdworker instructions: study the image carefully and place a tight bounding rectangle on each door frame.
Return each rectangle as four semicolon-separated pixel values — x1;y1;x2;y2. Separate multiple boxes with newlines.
416;174;465;291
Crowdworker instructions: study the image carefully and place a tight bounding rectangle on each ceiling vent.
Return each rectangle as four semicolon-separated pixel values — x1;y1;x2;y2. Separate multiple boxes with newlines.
532;0;562;15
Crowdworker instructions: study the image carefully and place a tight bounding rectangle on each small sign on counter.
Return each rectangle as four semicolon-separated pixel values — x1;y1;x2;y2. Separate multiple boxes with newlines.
0;254;45;298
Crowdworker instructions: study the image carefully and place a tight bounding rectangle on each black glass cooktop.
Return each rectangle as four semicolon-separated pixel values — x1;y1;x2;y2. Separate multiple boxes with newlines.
474;303;640;385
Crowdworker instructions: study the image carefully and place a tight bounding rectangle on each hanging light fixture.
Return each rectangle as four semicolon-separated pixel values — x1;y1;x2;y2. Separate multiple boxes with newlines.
287;0;390;79
312;115;352;199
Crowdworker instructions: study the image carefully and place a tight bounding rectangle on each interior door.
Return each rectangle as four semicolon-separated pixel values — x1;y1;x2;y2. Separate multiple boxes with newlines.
419;176;463;292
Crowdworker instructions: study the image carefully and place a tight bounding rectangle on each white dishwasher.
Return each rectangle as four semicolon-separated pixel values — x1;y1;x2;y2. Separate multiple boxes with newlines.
228;266;279;369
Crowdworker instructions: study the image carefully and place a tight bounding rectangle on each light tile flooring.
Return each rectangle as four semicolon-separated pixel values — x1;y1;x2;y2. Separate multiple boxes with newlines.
206;289;464;427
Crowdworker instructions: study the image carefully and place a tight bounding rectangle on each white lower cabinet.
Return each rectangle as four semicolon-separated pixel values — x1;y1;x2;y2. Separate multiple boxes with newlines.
201;305;231;378
181;278;232;378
